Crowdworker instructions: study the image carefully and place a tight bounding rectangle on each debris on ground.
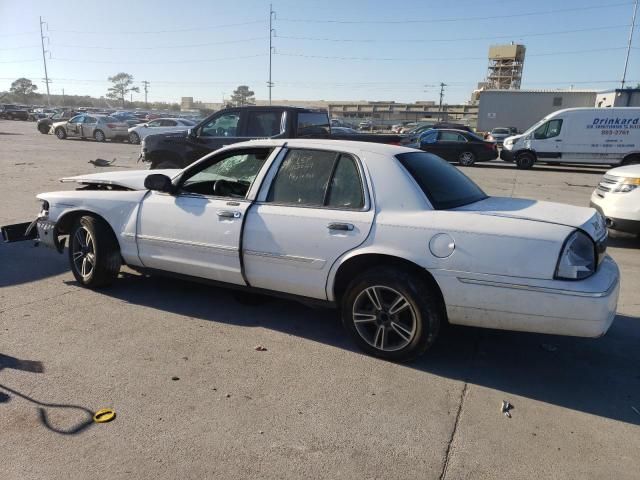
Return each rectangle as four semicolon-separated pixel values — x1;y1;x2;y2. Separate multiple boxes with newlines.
501;400;514;418
88;158;116;167
171;376;180;381
541;343;559;352
632;406;640;417
254;345;268;351
93;408;116;423
225;393;231;398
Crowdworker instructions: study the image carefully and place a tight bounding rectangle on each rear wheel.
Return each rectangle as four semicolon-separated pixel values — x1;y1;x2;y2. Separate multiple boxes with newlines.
129;132;140;144
55;128;67;140
68;215;121;288
458;151;476;167
341;267;443;362
515;152;535;169
94;130;106;142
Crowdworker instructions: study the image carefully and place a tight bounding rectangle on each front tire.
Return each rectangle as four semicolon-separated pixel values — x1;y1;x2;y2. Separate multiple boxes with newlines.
55;128;67;139
68;215;121;288
341;267;443;362
94;130;106;142
515;152;535;169
38;124;49;134
129;132;140;144
458;151;476;166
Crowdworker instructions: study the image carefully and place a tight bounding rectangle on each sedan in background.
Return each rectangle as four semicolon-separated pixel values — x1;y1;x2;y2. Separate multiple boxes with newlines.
128;118;196;144
590;164;640;236
36;110;78;134
331;126;361;136
485;127;514;146
52;114;129;142
408;129;498;166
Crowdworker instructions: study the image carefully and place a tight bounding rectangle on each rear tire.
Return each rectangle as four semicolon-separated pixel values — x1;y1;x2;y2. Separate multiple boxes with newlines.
68;215;121;288
341;267;443;362
38;124;49;134
129;132;140;144
55;128;67;140
515;152;535;169
94;130;106;142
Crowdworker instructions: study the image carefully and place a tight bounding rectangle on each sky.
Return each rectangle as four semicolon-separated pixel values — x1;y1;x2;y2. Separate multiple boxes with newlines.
0;0;638;105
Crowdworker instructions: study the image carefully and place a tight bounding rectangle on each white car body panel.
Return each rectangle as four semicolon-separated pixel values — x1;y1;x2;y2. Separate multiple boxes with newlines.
32;139;619;338
590;164;640;232
502;107;640;165
128;118;193;142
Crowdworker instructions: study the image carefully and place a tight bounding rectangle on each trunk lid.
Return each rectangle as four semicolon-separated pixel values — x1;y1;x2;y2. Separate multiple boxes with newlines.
455;196;607;241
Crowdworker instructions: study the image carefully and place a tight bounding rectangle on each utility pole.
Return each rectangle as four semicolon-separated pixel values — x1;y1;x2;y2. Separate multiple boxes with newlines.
621;0;638;89
62;88;65;106
39;16;51;106
142;80;150;106
267;4;276;105
438;83;447;121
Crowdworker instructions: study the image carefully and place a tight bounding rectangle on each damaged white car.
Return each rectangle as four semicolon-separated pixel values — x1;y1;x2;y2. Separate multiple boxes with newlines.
2;140;620;361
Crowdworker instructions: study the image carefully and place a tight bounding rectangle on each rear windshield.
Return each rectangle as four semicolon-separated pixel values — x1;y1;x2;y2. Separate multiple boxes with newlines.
297;112;330;136
396;152;487;209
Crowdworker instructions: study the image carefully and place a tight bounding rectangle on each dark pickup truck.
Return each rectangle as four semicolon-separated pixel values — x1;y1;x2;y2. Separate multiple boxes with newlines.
140;106;403;169
0;104;29;121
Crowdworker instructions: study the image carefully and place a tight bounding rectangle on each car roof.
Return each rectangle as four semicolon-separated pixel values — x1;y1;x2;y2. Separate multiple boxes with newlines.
221;138;417;156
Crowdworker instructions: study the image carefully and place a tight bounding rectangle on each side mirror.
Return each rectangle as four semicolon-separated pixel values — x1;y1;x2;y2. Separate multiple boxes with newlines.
144;174;174;193
187;128;196;138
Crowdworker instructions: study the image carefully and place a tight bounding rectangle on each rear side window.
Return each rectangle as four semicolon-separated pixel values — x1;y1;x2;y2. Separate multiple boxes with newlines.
396;152;487;210
267;149;364;209
246;111;282;137
297;112;330;136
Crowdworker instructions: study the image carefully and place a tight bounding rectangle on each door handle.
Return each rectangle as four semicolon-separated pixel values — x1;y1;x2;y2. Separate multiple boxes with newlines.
217;210;241;218
328;222;354;231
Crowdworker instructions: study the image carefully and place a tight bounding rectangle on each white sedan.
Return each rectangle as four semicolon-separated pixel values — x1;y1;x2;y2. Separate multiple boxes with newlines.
128;117;196;145
2;140;619;361
590;164;640;236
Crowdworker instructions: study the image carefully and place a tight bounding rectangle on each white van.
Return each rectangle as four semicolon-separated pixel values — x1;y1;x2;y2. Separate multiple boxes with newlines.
501;107;640;169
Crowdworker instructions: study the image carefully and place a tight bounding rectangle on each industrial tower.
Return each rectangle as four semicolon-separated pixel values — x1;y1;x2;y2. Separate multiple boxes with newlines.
485;43;526;90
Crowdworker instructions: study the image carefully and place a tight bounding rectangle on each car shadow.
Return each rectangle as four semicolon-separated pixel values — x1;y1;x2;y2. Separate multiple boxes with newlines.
607;232;640;249
85;271;640;426
474;162;609;175
0;242;68;287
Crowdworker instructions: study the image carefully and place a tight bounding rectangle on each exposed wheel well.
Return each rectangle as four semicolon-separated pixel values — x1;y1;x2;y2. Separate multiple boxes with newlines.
332;253;446;317
56;210;121;251
515;149;536;159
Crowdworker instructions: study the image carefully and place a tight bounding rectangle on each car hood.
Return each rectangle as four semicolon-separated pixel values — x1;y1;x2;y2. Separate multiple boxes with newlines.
455;196;606;241
60;169;180;190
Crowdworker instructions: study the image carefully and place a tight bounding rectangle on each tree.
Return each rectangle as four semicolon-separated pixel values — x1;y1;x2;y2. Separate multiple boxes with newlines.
10;78;38;102
106;72;140;108
230;85;255;107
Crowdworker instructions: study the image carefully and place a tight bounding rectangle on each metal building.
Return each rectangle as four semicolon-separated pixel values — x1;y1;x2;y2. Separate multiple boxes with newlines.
486;44;526;90
477;89;598;132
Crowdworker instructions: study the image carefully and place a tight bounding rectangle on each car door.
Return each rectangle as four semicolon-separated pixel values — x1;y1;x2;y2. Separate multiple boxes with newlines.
82;115;97;138
66;115;84;137
417;130;439;153
243;147;375;299
186;110;244;165
530;119;563;160
435;131;466;161
159;119;179;134
136;147;276;285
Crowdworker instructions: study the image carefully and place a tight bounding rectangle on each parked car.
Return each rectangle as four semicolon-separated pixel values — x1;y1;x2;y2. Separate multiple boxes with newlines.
501;107;640;169
111;112;143;128
1;140;617;362
331;126;361;135
359;120;373;130
36;110;78;134
128;118;196;145
590;164;640;235
0;104;29;120
408;129;498;166
52;114;129;142
485;127;513;146
140;106;403;170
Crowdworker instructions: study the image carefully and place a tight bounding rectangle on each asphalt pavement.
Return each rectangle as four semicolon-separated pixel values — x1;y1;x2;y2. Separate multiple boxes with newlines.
1;120;639;480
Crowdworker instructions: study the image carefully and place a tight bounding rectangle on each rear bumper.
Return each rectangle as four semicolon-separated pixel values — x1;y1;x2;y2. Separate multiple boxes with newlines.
437;256;620;337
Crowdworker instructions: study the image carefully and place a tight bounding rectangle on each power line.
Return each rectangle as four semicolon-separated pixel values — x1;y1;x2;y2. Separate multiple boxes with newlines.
276;24;635;44
274;47;630;62
49;53;267;65
50;37;268;50
278;1;634;24
48;20;265;35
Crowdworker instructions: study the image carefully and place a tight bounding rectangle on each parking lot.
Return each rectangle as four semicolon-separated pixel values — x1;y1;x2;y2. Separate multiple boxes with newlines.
1;119;639;479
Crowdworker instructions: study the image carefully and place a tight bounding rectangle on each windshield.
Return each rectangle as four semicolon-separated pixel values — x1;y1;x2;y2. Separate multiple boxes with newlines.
492;128;510;134
522;118;547;136
396;152;487;209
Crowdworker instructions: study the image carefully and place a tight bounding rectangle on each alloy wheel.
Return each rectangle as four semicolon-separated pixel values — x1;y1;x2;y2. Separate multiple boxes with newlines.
352;285;417;352
71;226;96;280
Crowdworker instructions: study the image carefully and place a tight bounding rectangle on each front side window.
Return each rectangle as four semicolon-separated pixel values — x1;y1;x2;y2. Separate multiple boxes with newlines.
246;111;282;137
396;152;487;210
68;115;84;124
180;149;272;198
200;112;239;137
267;149;364;209
439;131;466;142
533;119;563;139
420;130;438;144
84;116;97;123
148;120;162;127
160;119;177;127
